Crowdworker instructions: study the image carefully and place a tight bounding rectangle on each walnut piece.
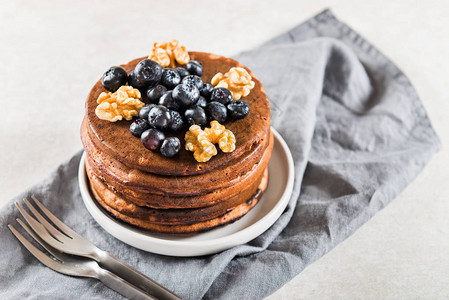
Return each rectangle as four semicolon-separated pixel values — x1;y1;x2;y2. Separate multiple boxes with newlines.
204;121;236;153
148;39;190;68
185;121;236;162
211;67;255;100
185;125;217;162
95;85;144;122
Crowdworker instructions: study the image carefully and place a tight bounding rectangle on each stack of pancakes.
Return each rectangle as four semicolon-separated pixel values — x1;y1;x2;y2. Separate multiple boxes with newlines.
81;52;272;235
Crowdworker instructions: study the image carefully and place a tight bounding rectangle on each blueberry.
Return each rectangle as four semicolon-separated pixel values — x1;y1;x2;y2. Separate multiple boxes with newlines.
141;128;165;151
184;106;207;126
158;91;180;111
172;83;200;107
101;66;128;92
186;60;203;76
160;68;181;89
129;118;150;137
227;100;250;120
128;59;162;90
200;83;213;100
160;137;181;158
128;70;138;88
194;96;207;108
168;110;185;132
210;87;233;105
148;105;172;130
175;67;190;79
139;104;156;119
146;85;167;104
206;101;227;123
181;75;203;90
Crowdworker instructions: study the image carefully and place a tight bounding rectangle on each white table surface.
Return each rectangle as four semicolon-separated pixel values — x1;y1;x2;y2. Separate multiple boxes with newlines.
1;1;448;299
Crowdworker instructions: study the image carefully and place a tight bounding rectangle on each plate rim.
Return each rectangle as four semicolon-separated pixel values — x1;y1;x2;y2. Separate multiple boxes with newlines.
78;127;295;255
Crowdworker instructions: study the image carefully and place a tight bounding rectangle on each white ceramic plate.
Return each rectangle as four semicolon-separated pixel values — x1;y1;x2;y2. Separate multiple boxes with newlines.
78;127;294;257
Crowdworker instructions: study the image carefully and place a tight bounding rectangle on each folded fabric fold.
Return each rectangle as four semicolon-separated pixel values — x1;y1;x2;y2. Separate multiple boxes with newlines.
0;9;440;300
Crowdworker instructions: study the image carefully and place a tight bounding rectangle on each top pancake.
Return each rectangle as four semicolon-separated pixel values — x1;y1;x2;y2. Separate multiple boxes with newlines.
85;52;271;176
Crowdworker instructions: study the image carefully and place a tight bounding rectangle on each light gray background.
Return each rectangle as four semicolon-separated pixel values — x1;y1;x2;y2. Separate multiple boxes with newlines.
1;1;448;299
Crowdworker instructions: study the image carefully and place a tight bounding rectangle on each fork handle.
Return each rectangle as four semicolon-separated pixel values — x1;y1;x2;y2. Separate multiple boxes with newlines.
97;268;157;300
97;250;182;300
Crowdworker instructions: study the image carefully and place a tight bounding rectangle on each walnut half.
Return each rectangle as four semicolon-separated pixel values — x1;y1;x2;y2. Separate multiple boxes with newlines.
185;121;236;162
95;85;144;122
211;67;255;100
148;39;190;68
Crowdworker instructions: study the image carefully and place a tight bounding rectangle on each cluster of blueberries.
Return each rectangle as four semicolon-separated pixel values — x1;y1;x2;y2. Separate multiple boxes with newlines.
101;58;250;158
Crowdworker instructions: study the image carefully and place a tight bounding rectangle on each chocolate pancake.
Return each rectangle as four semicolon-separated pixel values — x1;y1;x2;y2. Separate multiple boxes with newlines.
90;169;269;235
82;117;272;199
86;144;269;209
84;132;272;209
82;49;273;235
85;52;271;176
87;165;267;225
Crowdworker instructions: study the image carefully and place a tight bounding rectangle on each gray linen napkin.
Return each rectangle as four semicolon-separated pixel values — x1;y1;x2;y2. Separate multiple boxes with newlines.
0;9;440;299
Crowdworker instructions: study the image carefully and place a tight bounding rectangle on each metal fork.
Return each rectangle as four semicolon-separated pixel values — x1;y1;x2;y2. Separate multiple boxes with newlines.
9;219;155;300
15;196;181;300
